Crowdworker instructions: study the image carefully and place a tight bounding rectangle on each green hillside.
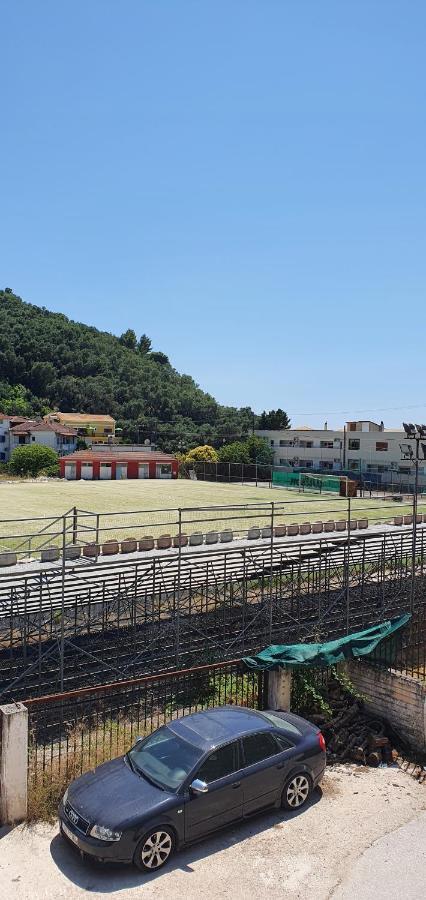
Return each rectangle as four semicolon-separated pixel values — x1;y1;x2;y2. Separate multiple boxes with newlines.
0;289;254;450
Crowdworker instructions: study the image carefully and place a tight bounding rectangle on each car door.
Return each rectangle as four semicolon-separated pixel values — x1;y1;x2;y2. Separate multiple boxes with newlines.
240;731;293;816
185;740;243;842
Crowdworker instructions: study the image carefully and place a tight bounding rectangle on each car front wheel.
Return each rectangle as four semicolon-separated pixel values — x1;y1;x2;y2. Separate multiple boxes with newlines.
281;773;312;810
134;826;175;872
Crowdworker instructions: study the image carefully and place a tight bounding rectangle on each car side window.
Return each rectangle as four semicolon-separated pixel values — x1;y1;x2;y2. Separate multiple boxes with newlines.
242;732;279;766
274;733;293;752
197;742;239;784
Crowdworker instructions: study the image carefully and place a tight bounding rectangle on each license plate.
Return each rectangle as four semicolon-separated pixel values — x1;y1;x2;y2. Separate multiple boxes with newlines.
62;821;79;846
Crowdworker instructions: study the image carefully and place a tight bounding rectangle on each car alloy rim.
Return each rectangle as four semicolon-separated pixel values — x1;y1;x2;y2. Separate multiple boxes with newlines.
141;830;172;869
286;775;310;808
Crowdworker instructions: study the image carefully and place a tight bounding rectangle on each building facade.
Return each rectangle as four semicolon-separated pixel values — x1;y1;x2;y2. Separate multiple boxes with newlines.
256;420;426;489
44;413;116;444
0;415;77;462
59;448;178;480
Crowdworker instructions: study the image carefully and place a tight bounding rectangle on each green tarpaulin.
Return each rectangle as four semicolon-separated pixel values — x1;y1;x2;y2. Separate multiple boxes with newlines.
241;614;411;671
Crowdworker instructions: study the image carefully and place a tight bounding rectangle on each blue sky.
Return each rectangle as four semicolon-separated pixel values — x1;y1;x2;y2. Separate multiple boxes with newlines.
2;1;425;428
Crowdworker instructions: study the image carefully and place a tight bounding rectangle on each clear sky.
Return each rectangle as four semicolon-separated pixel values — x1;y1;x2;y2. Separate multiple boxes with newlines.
2;1;425;429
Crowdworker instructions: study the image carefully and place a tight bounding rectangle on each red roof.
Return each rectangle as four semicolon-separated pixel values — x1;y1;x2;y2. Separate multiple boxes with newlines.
10;420;77;436
0;414;28;424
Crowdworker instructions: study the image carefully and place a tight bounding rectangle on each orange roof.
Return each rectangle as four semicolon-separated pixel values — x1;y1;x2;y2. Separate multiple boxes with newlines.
48;413;115;424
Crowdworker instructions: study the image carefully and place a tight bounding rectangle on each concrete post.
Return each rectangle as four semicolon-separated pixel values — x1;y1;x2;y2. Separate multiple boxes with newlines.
267;668;292;711
0;703;28;824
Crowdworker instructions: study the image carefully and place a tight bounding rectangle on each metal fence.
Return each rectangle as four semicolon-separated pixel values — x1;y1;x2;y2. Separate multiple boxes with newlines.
1;494;425;700
26;659;265;803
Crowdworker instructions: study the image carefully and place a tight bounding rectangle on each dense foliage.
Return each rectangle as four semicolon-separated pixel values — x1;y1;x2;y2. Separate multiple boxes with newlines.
9;444;59;477
218;435;274;465
258;408;291;429
0;290;258;451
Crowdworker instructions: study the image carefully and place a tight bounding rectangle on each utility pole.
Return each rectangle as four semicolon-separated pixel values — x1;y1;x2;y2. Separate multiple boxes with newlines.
400;423;426;613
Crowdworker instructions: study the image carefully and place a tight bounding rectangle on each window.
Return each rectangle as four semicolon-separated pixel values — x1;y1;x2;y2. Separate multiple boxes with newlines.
299;441;313;448
279;440;293;447
348;459;360;471
270;440;275;447
303;460;313;468
260;711;302;739
0;435;5;443
0;452;5;460
274;734;293;752
31;436;36;442
18;435;26;444
242;732;279;766
348;422;357;431
399;466;411;475
376;442;388;452
319;461;333;470
348;439;360;450
320;441;333;448
128;725;202;792
197;742;239;783
279;458;286;465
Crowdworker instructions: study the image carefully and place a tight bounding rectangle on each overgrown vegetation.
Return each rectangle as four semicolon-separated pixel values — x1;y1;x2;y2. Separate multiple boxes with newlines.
0;289;265;451
291;666;362;720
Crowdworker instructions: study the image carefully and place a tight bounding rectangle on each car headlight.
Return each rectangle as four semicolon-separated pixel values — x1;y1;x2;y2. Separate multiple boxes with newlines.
62;788;69;805
90;824;122;842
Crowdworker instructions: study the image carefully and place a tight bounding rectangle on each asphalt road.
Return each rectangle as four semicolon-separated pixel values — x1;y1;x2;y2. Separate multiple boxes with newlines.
0;765;425;900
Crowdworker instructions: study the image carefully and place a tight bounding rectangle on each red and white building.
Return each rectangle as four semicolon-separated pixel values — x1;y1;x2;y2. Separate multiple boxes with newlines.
59;447;178;480
0;415;77;462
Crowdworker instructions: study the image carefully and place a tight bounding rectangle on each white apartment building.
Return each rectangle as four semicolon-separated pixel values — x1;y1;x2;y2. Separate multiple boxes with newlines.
256;420;426;489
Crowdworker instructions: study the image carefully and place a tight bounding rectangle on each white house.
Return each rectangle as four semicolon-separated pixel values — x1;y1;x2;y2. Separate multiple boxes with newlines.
0;416;77;462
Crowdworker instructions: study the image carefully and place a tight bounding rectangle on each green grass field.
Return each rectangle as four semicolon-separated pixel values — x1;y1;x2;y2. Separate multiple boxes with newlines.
0;478;418;554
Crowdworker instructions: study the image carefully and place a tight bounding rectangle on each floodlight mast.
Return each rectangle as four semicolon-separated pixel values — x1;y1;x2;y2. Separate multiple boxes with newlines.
401;424;426;612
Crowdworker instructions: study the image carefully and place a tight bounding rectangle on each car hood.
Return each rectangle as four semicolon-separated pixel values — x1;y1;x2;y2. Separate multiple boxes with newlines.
66;756;174;827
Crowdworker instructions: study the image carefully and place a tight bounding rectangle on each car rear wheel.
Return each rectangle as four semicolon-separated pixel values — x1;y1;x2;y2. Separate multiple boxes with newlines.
134;827;175;872
281;773;312;810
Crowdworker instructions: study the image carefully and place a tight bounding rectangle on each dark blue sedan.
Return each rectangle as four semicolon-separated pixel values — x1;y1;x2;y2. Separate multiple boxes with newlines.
59;706;326;872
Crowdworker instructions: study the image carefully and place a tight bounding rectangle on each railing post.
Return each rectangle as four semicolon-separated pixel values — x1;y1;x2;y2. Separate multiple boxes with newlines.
269;502;275;642
72;506;77;545
267;667;292;711
176;508;182;666
60;515;66;692
0;702;28;823
346;495;351;633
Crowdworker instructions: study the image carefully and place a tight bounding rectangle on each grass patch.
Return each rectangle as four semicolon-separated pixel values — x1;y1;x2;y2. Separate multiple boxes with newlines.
0;479;418;553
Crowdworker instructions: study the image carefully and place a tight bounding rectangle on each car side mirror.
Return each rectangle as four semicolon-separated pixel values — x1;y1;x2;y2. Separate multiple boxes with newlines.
190;779;208;794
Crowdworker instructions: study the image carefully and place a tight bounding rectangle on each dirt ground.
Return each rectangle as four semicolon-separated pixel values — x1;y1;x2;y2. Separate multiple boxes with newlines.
0;764;425;900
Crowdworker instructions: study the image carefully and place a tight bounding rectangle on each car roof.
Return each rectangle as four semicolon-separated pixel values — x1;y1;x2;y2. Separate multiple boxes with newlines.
167;705;278;751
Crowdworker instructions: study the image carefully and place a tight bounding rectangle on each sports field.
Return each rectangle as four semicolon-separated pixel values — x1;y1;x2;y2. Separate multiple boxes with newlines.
0;478;417;552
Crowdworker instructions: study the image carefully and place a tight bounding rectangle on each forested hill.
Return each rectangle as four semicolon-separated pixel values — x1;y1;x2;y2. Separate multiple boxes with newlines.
0;289;255;450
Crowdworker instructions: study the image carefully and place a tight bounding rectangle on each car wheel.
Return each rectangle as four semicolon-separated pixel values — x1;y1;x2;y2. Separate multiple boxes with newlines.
134;826;175;872
281;773;312;810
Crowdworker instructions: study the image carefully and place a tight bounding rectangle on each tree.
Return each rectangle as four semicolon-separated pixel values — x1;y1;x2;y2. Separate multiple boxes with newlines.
29;361;55;395
258;408;291;430
245;434;274;465
9;444;59;477
138;334;152;354
218;441;251;464
149;351;170;366
119;329;137;350
185;445;219;463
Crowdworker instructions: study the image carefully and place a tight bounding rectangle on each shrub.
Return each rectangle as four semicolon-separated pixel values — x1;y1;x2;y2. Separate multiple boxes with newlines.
9;444;59;477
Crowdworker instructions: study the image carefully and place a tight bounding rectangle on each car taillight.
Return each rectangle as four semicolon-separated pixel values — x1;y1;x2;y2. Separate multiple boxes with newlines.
318;732;326;752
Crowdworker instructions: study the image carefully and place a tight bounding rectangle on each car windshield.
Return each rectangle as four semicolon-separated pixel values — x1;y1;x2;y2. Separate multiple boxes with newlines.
128;726;202;791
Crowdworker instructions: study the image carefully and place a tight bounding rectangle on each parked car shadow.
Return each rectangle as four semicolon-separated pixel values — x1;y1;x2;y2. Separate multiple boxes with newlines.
50;788;322;892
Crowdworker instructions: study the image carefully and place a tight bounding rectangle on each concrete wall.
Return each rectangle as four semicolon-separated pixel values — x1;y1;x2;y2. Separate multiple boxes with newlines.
345;660;426;754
